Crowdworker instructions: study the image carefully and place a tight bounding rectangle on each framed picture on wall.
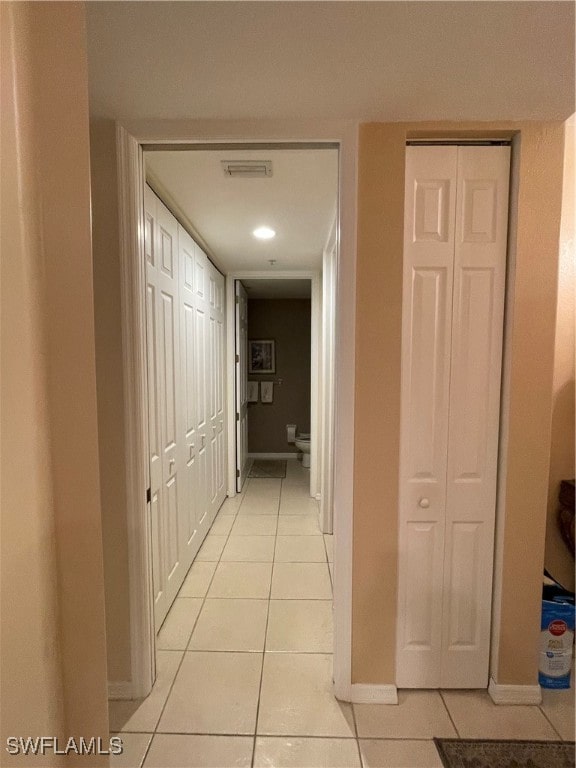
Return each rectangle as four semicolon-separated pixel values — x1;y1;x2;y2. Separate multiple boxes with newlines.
249;339;275;374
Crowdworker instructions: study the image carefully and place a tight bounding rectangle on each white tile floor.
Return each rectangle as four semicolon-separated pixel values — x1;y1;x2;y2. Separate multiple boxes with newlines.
110;460;575;767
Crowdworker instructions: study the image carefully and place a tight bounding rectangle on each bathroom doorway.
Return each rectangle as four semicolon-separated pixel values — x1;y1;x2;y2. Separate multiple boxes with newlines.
233;277;315;497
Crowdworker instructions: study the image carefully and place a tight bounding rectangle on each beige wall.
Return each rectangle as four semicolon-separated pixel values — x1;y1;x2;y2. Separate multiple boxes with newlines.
353;122;565;686
247;299;311;453
1;2;109;762
544;120;575;592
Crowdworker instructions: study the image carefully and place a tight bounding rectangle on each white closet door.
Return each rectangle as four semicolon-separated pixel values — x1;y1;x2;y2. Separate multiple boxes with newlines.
144;187;164;625
207;263;227;519
215;272;227;507
145;186;228;632
178;226;208;567
397;146;510;688
193;244;209;533
145;190;185;629
235;281;249;492
440;146;510;687
396;146;458;687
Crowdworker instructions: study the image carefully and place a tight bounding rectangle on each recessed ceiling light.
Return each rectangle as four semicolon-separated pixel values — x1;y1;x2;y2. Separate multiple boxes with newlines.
253;226;276;240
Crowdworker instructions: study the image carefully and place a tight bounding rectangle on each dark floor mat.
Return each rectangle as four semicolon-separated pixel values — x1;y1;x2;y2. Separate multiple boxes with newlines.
434;738;575;768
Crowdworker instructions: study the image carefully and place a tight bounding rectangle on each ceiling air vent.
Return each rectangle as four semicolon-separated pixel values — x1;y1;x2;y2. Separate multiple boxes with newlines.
221;160;273;178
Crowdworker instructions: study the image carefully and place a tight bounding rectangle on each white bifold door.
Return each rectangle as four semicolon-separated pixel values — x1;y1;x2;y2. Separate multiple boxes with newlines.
396;145;510;688
235;281;249;492
145;185;227;631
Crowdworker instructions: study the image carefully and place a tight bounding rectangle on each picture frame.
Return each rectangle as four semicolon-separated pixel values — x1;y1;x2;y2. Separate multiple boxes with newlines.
248;339;276;374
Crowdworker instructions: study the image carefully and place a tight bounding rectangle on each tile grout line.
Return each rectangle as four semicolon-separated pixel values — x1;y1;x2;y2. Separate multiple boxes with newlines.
145;493;242;760
123;728;457;742
537;703;564;741
137;732;154;768
349;699;364;768
250;478;282;768
438;690;461;739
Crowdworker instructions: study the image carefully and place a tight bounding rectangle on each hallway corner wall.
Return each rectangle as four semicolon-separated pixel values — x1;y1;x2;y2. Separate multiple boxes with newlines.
544;118;575;592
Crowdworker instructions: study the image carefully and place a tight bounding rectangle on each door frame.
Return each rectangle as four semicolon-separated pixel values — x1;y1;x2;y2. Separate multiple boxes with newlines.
116;120;358;701
226;271;322;502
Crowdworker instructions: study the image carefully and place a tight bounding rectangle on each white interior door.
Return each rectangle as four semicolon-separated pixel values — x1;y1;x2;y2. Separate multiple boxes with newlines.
214;272;227;507
235;280;249;492
320;242;337;533
193;243;209;534
207;264;227;518
145;185;228;631
145;188;185;630
440;146;510;686
396;145;510;688
178;226;208;564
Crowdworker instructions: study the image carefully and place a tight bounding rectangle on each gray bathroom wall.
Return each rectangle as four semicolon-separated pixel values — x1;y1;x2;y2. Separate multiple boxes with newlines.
247;299;311;453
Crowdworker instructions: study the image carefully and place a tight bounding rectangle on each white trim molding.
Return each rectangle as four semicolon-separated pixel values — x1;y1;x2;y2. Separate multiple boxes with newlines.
107;681;134;701
116;124;156;700
350;684;399;705
488;678;542;705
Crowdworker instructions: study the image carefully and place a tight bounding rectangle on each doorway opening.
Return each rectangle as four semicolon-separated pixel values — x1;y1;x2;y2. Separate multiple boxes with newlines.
235;278;314;490
110;136;349;730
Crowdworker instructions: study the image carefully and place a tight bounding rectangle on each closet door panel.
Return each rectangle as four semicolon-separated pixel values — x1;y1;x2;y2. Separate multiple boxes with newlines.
216;307;226;502
396;146;458;687
145;188;166;620
194;297;208;528
155;202;184;624
145;189;185;629
145;186;227;632
179;226;205;561
235;281;249;492
441;146;510;687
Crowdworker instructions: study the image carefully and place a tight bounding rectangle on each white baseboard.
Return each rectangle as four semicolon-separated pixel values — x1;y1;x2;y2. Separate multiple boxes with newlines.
350;683;398;704
247;452;298;459
488;678;542;705
108;681;133;700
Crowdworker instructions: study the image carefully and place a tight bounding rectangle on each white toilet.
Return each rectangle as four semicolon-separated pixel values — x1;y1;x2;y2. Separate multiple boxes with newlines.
294;433;311;468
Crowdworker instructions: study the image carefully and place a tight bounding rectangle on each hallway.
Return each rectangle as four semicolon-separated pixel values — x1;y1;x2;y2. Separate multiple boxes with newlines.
109;460;574;768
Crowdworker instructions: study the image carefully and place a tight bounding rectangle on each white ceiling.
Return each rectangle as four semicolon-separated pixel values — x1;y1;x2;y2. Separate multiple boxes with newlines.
87;2;574;122
145;148;338;271
242;279;312;299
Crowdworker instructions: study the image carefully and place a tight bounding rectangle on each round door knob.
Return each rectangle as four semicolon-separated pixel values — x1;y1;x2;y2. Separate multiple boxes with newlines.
419;497;430;508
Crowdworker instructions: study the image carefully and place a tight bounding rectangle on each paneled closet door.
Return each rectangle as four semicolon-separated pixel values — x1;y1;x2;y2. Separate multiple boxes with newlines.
396;145;510;688
214;269;227;510
440;146;510;687
178;226;207;569
193;243;209;533
235;280;249;492
207;263;226;521
396;146;458;688
145;189;185;630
